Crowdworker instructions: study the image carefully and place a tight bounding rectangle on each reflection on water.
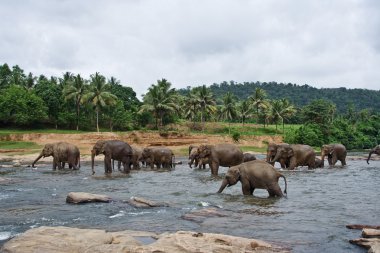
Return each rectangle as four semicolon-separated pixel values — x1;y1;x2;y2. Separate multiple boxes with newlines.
0;158;379;252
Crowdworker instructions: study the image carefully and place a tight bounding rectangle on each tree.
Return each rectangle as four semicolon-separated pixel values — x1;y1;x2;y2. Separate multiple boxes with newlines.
0;63;12;89
34;76;63;128
249;87;267;125
302;99;336;126
237;100;252;125
182;89;200;126
63;74;87;130
0;85;47;126
270;98;297;132
139;79;179;129
195;85;216;130
84;72;117;132
219;92;237;134
10;65;26;87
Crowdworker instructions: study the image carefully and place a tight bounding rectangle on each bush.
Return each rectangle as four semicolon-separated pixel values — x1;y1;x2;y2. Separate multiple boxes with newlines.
231;132;241;142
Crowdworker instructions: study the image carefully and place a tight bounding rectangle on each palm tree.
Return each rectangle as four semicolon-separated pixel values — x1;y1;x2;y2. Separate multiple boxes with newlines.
84;72;117;132
270;98;296;133
183;90;200;127
195;85;216;130
219;92;237;134
249;87;267;126
139;79;179;129
237;100;252;126
63;74;88;130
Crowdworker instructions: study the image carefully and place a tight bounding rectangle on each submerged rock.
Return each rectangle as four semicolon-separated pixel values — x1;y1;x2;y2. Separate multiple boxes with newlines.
1;226;289;253
66;192;112;204
182;208;228;223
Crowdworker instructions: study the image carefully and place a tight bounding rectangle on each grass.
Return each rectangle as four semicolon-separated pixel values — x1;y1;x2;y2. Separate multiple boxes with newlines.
0;141;41;150
239;146;267;153
0;129;90;135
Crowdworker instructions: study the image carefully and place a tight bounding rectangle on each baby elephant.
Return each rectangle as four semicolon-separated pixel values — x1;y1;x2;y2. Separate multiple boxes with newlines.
217;160;287;198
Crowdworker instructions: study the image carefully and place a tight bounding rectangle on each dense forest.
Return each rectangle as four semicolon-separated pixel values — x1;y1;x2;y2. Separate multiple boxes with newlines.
179;81;380;113
1;63;379;149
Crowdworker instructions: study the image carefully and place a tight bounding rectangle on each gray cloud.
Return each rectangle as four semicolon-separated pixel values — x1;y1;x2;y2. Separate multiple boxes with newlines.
0;0;379;98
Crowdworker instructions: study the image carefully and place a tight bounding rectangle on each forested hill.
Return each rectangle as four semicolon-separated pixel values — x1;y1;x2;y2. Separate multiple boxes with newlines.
179;81;380;113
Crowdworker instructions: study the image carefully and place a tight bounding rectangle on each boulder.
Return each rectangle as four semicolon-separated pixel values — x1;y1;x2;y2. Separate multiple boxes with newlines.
66;192;112;204
128;196;169;208
1;226;289;253
349;227;380;253
182;208;228;223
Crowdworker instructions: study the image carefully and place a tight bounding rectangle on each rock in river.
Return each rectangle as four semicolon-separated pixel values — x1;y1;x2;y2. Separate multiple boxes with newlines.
66;192;112;204
1;226;290;253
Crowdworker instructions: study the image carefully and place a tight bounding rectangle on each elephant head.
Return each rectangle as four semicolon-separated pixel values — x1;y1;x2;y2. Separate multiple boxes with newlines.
197;145;212;159
188;146;199;168
217;166;240;193
367;145;380;164
266;143;278;164
91;140;106;175
32;143;54;167
271;144;292;163
320;144;334;164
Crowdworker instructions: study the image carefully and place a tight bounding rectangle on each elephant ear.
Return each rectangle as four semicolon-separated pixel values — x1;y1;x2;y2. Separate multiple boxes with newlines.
287;148;294;158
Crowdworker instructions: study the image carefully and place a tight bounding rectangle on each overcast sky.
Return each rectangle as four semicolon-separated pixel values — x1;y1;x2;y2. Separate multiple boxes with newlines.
1;0;379;97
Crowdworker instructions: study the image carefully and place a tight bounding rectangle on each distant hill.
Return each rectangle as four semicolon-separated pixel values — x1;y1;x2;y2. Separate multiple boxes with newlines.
178;81;380;113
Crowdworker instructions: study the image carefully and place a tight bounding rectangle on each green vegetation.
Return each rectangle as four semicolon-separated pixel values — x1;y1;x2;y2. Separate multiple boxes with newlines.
1;63;379;150
0;141;40;150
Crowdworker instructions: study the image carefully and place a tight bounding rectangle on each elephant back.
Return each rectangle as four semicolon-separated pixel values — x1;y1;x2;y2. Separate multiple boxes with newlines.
213;143;244;167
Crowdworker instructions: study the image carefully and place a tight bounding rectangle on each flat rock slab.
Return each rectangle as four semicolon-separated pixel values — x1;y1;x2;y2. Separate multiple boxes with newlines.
182;208;228;223
128;196;169;208
66;192;112;204
349;228;380;253
1;226;290;253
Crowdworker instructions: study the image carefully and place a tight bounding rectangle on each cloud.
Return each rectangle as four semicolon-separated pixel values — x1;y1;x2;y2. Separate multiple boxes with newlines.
0;0;379;98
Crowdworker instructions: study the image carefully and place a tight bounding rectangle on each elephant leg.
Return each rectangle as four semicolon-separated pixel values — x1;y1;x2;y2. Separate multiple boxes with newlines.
104;156;112;174
341;159;346;166
288;158;297;170
241;184;252;195
52;158;57;171
327;156;332;165
211;161;219;175
268;184;284;197
331;155;338;166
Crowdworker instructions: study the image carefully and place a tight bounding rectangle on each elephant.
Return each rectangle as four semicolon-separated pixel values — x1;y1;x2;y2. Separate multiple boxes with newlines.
188;145;200;168
271;144;316;170
315;158;324;168
113;145;143;171
141;146;175;169
320;144;347;167
243;152;257;162
197;143;244;176
217;160;287;198
367;145;380;164
32;142;80;170
266;143;289;168
91;140;133;175
197;157;210;169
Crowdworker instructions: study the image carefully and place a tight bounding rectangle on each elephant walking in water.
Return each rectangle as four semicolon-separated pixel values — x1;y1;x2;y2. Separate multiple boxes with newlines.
266;143;289;169
217;160;287;198
141;147;175;169
320;144;347;166
367;145;380;164
197;143;244;176
271;144;316;170
91;140;133;175
32;142;80;170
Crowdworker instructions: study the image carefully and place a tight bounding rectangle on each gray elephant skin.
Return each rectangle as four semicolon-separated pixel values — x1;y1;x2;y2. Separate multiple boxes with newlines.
217;160;287;197
113;145;143;171
141;147;175;169
188;145;201;168
315;158;324;168
271;144;316;170
320;144;347;166
243;152;256;162
32;142;80;170
266;143;289;168
367;145;380;164
91;140;133;175
197;143;244;176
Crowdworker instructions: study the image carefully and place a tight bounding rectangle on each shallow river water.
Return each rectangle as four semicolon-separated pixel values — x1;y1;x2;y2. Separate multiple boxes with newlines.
0;155;379;252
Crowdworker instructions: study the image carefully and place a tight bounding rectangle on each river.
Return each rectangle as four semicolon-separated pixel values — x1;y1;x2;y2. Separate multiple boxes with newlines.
0;155;379;252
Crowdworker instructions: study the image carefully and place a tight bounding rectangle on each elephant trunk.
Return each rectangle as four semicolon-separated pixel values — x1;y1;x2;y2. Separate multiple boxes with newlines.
217;179;229;193
91;150;96;175
31;153;43;167
367;150;374;164
270;152;280;163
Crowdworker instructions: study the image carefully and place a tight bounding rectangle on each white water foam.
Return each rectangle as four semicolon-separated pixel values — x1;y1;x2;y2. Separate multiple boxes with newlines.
0;232;12;241
109;211;126;219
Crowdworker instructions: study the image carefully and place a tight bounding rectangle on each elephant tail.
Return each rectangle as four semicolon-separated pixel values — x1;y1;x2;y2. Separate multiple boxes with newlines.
279;174;288;197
